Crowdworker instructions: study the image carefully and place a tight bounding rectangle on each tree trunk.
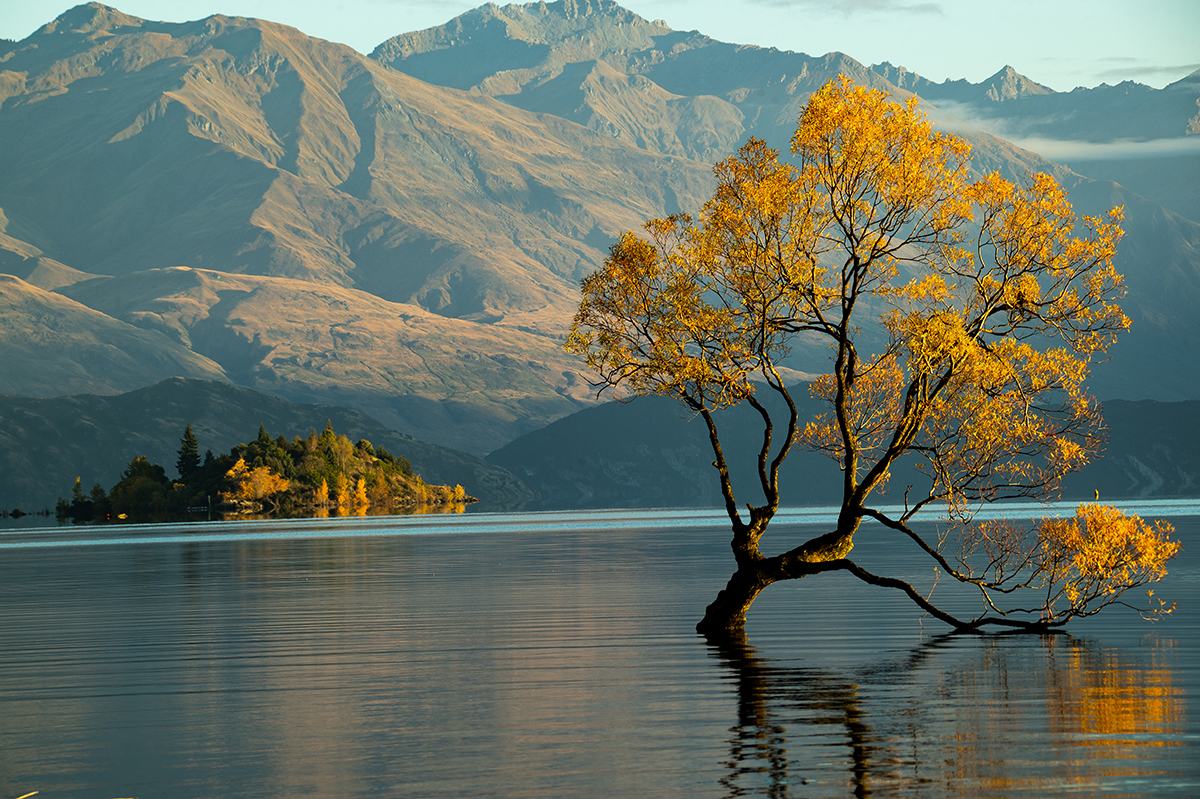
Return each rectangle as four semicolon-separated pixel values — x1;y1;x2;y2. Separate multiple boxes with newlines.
696;565;775;637
697;527;857;639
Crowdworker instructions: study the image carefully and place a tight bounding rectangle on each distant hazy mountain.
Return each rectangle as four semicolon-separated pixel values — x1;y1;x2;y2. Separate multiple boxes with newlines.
877;63;1200;143
870;62;1200;223
0;378;531;512
488;395;1200;511
0;1;1196;458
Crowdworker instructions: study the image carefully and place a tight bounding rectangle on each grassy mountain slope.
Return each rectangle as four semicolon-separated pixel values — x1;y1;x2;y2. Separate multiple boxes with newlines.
0;274;228;396
58;267;591;452
0;3;712;330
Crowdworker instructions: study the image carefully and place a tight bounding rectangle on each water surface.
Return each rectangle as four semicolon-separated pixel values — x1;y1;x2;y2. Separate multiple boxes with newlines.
2;504;1197;797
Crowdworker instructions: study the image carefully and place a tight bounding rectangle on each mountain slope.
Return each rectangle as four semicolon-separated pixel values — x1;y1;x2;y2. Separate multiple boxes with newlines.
58;267;592;452
0;2;713;332
0;274;228;396
372;0;900;164
375;1;1200;402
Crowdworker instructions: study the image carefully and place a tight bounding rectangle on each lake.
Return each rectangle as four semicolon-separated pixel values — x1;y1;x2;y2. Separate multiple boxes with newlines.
2;502;1197;798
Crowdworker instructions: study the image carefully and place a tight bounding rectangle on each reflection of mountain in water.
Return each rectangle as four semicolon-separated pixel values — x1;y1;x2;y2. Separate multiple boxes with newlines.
712;632;1186;797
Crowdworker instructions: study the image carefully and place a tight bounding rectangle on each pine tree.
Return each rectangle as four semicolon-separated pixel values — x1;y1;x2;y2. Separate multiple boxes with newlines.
176;423;201;481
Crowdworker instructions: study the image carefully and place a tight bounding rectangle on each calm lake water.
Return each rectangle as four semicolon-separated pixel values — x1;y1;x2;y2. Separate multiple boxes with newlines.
2;502;1197;798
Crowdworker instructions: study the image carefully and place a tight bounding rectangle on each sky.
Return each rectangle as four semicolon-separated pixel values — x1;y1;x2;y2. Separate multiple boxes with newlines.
1;0;1197;92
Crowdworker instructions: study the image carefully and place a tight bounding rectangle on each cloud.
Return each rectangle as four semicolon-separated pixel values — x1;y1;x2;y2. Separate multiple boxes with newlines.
1007;136;1200;162
924;100;1200;162
1095;63;1200;82
749;0;943;14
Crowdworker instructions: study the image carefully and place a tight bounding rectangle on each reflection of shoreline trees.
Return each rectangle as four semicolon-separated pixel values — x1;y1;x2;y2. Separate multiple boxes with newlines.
710;632;1185;797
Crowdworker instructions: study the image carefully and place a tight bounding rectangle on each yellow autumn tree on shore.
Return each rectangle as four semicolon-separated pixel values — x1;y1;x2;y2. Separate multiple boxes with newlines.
223;457;290;503
567;76;1180;638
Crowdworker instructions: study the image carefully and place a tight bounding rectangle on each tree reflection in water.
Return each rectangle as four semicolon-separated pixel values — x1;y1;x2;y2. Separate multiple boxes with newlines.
710;631;1185;797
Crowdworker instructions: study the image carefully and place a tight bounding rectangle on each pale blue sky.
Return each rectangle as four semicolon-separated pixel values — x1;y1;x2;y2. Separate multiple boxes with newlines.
2;0;1197;91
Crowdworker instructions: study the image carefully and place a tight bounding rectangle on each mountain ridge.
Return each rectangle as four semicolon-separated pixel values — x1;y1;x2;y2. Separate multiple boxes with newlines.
0;1;1196;458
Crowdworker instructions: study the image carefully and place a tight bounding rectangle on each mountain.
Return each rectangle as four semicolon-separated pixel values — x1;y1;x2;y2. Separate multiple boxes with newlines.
372;0;902;164
374;0;1200;402
0;1;1197;458
870;63;1200;224
0;2;713;327
0;273;228;396
488;395;1200;511
0;2;717;450
0;378;532;512
487;393;847;509
890;64;1200;143
56;266;590;453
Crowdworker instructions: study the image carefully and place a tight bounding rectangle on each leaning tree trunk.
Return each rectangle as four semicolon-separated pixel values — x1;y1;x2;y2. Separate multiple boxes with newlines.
696;528;858;638
696;566;775;637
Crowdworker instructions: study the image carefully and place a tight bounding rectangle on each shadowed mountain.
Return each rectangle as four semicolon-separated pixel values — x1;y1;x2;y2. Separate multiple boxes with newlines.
488;395;1200;511
0;378;532;512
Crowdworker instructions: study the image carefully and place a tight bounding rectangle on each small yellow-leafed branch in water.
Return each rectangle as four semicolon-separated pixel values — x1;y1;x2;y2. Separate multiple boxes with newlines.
1036;504;1181;622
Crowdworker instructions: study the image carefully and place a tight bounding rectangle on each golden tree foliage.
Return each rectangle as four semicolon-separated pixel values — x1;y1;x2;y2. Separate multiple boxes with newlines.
1035;506;1180;620
567;76;1178;635
224;457;290;502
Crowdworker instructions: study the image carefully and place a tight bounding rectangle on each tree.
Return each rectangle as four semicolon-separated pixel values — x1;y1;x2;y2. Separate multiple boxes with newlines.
176;423;201;481
567;77;1180;638
109;456;172;519
224;457;290;504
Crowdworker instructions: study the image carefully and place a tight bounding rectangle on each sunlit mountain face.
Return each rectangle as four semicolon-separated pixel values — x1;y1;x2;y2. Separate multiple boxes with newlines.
2;1;1197;459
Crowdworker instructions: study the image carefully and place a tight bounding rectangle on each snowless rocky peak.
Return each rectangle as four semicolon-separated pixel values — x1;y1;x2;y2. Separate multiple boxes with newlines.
982;65;1053;101
35;3;144;36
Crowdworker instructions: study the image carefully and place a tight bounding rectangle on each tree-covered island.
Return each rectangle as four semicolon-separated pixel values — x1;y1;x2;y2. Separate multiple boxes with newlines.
58;421;474;523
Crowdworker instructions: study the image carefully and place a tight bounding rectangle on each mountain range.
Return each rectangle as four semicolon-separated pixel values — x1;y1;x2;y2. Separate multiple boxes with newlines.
488;394;1200;510
1;0;1197;464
